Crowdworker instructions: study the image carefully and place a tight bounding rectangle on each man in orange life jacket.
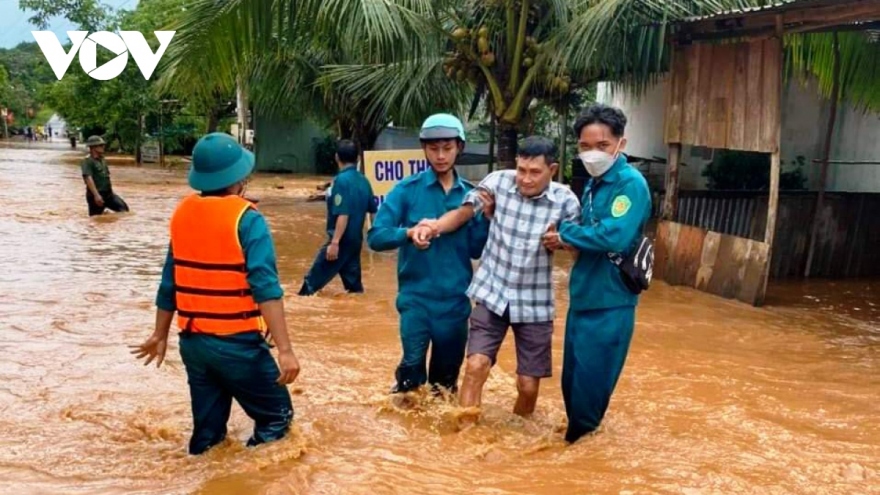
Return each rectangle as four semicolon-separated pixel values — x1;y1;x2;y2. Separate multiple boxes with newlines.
131;132;301;455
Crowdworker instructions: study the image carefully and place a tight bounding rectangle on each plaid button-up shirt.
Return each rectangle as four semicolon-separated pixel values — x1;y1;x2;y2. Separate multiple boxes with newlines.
464;170;581;323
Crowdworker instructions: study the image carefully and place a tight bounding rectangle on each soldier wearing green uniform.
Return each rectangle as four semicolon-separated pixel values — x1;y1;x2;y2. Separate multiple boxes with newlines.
81;135;129;216
543;104;651;443
367;114;489;394
299;140;377;295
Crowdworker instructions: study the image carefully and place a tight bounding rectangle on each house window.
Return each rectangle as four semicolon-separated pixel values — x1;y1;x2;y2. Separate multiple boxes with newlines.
690;146;714;161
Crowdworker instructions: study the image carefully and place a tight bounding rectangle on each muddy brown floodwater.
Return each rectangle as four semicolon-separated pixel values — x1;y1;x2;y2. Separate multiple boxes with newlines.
1;144;878;495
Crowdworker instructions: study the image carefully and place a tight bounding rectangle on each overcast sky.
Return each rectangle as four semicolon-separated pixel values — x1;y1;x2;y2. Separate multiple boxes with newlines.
0;0;139;49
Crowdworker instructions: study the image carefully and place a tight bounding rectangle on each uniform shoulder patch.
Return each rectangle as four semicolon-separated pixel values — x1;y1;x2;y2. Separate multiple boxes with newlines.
334;194;343;206
611;195;632;218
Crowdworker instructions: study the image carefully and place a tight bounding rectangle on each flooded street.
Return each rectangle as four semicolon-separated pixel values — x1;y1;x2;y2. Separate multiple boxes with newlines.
1;145;878;495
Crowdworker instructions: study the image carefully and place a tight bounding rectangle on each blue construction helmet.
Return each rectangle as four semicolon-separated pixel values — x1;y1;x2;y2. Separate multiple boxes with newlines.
419;113;466;143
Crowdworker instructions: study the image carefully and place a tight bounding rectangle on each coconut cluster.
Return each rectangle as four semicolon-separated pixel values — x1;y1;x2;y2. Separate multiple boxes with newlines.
442;17;572;98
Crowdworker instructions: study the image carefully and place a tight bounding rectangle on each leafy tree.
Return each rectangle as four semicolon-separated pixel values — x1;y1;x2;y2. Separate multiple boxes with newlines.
138;0;796;167
292;0;767;169
19;0;111;31
160;0;471;155
0;42;56;127
0;64;9;108
21;0;228;154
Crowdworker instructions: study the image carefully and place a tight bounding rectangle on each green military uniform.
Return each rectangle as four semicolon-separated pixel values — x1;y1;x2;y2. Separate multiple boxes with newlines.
299;165;377;295
558;155;651;443
81;156;113;193
81;136;129;216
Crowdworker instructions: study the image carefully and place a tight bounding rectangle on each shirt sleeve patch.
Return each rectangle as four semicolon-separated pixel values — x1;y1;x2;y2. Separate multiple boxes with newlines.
611;195;632;218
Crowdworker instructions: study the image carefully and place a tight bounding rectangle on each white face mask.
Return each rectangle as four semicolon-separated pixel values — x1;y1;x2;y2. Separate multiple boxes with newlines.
578;141;622;177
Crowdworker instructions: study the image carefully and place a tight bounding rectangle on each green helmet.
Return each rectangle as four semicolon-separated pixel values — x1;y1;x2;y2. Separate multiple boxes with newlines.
419;113;466;142
86;135;106;147
188;132;255;192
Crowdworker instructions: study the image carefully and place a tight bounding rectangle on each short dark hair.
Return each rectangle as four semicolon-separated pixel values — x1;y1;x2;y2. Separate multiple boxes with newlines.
517;135;557;165
573;103;628;138
336;139;359;163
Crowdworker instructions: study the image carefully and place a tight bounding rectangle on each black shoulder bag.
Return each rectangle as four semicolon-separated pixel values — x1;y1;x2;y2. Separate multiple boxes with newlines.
587;188;654;295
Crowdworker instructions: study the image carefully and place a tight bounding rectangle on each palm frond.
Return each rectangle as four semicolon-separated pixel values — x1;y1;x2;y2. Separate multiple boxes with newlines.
318;57;472;128
787;31;880;112
157;0;276;99
555;0;772;92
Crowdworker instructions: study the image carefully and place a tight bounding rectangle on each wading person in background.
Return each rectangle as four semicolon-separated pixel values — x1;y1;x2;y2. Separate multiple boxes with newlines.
81;136;130;216
542;104;651;443
367;114;489;396
131;132;301;455
299;140;377;296
413;136;581;425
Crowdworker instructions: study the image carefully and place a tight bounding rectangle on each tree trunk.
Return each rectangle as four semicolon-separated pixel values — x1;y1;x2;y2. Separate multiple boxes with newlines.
496;122;518;170
206;108;220;133
488;115;496;172
135;112;143;165
338;119;354;139
558;107;568;182
804;31;841;278
236;83;248;144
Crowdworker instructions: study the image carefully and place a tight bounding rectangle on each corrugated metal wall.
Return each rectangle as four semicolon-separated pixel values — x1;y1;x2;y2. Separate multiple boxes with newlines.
254;114;328;174
657;191;880;279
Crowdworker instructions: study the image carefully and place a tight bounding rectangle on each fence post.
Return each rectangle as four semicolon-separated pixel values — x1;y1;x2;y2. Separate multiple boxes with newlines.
759;18;785;305
662;143;681;220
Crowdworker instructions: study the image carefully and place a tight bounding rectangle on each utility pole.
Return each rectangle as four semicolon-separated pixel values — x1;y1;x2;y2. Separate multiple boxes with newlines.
158;105;164;167
236;83;248;144
1;108;7;140
158;99;179;168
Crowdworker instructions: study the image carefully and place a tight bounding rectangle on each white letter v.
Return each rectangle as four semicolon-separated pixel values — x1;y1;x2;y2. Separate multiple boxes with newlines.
32;31;89;80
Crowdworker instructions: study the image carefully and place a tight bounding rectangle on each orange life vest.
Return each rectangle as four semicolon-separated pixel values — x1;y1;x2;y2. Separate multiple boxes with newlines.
169;194;267;335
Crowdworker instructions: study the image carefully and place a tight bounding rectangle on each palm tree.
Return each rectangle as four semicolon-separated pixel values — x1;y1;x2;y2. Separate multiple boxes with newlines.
321;0;780;169
321;0;581;169
159;0;468;154
161;0;880;170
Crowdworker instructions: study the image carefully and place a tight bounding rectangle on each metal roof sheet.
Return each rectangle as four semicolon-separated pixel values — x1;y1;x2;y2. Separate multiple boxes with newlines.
678;0;810;24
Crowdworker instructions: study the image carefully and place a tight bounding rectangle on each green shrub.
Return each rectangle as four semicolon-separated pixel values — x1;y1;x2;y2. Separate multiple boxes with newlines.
702;150;808;191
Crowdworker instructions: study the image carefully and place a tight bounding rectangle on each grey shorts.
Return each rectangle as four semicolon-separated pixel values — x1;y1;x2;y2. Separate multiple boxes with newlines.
467;304;554;378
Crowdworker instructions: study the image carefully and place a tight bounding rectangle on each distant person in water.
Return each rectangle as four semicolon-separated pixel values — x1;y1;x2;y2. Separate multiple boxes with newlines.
299;139;377;296
81;136;130;216
131;132;301;455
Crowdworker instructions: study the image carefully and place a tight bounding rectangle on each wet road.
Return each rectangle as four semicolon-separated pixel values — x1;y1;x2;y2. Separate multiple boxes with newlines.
1;145;878;494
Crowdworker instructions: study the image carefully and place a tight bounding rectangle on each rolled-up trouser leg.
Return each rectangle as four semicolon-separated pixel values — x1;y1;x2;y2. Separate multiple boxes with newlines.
563;306;635;443
205;332;294;448
426;314;469;393
299;243;342;296
179;333;234;455
394;307;430;393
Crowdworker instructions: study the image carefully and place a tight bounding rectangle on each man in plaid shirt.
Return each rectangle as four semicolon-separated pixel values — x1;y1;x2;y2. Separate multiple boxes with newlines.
415;136;580;423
